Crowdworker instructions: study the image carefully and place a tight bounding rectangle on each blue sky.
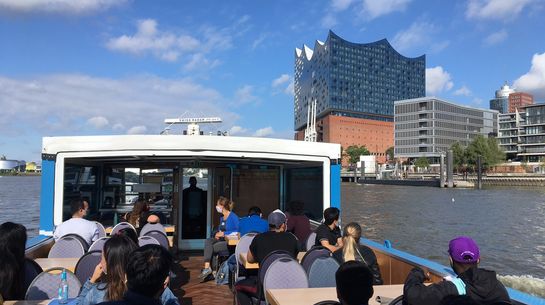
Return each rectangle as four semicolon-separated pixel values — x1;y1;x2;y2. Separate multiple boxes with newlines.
1;0;545;162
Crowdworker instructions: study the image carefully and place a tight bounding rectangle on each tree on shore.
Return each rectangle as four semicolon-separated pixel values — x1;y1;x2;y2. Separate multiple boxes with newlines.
344;145;370;168
414;157;429;169
385;146;394;162
450;142;467;172
453;136;505;171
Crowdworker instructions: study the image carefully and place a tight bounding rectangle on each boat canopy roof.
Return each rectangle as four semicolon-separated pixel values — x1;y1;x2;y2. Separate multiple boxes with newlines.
42;135;341;161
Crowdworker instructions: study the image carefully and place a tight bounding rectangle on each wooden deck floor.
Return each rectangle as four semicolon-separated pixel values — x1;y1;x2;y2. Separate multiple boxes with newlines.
170;253;234;305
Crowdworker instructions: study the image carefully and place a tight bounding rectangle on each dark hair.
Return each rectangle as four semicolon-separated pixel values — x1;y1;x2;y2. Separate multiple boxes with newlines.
336;261;373;305
189;176;197;184
116;227;138;245
70;199;86;216
126;245;173;298
323;207;340;225
248;206;262;216
0;222;27;300
440;295;479;305
287;200;305;216
103;235;138;301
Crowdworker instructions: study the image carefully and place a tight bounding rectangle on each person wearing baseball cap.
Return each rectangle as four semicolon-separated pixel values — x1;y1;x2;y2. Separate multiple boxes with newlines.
403;236;511;305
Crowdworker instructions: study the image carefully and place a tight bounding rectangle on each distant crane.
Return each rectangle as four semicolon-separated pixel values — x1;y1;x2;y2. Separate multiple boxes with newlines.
304;100;317;142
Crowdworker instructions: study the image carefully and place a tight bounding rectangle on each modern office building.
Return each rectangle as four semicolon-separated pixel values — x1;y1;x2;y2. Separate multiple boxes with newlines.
490;83;515;114
519;104;545;162
294;30;425;163
497;112;525;160
508;92;534;113
394;97;498;162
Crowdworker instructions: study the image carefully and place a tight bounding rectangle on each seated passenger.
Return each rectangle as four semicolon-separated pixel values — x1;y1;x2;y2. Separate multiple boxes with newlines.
285;200;311;250
0;222;27;300
332;222;383;285
235;209;299;305
238;206;268;236
336;261;374;305
314;207;343;252
200;197;239;279
78;235;179;305
403;236;511;305
97;244;175;305
54;199;99;246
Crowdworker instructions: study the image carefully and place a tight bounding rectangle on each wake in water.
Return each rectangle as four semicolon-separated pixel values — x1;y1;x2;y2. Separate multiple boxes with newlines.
498;275;545;298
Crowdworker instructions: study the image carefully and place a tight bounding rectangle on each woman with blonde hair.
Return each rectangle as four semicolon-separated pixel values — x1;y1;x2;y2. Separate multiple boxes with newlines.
332;222;383;285
199;196;239;280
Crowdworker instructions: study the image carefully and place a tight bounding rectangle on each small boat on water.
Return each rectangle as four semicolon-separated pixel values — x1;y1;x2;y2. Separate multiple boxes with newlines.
23;133;545;305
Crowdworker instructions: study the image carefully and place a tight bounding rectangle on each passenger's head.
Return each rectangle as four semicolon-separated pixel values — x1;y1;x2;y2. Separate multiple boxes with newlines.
129;200;148;226
287;200;305;216
448;236;480;274
115;227;138;245
342;222;362;262
247;206;262;217
0;222;27;300
70;199;89;218
267;209;287;232
440;295;479;305
336;261;374;305
189;176;197;187
126;244;173;298
146;214;161;224
323;207;340;226
216;196;234;213
102;235;138;301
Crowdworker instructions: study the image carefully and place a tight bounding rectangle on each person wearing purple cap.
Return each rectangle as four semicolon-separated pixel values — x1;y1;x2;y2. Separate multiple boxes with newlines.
403;236;511;305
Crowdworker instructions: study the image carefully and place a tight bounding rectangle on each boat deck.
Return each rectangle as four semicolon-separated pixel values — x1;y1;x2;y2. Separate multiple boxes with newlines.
171;253;233;305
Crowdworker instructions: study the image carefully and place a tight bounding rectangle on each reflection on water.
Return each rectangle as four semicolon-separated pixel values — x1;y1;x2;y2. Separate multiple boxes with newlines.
342;183;545;296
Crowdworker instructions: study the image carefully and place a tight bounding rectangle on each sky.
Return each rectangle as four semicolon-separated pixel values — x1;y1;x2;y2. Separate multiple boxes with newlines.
1;0;545;162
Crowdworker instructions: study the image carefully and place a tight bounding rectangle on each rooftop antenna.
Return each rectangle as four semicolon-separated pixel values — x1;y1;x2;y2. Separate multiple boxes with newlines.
304;100;317;142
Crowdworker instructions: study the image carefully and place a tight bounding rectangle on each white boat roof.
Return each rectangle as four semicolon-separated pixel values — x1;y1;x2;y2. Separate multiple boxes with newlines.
42;135;341;160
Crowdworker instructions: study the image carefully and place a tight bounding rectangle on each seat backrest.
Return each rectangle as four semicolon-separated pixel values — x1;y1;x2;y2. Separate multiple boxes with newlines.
48;235;86;258
234;233;257;281
139;223;166;237
138;236;160;247
257;250;293;300
24;258;43;293
25;267;82;300
144;230;169;249
313;301;340;305
74;250;102;284
62;233;89;252
88;236;109;252
110;222;136;236
308;256;340;288
263;257;309;304
301;246;331;275
306;231;317;251
95;221;107;239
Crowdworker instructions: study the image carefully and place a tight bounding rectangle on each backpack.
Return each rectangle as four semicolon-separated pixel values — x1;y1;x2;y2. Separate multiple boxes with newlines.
216;253;236;285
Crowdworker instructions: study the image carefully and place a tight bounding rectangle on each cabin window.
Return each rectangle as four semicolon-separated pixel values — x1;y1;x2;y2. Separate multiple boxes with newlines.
285;167;323;221
63;165;99;221
231;166;280;219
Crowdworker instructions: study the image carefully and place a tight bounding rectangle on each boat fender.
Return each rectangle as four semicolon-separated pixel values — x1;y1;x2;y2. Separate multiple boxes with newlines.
444;275;466;295
384;240;392;249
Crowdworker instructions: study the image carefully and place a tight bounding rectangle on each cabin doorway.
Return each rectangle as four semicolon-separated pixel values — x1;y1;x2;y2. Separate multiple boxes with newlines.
179;168;210;250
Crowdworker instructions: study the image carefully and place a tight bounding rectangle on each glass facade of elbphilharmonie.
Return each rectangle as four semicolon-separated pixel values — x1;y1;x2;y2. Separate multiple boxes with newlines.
294;30;426;131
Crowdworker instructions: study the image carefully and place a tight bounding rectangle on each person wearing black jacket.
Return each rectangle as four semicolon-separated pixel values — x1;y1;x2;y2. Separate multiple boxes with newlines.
403;236;511;305
332;222;383;285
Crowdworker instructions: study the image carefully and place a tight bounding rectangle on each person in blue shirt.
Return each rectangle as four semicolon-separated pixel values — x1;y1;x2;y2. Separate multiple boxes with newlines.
200;196;239;280
238;206;268;236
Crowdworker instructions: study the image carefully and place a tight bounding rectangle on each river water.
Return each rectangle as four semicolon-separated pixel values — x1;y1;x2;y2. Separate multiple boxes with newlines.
1;176;544;296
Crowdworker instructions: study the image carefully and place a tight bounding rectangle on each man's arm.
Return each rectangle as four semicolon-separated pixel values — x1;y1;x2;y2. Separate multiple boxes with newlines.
320;239;341;252
403;267;457;305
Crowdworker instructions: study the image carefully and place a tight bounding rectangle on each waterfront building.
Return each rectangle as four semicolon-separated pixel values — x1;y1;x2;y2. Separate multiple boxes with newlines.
519;103;545;162
294;30;425;163
508;92;534;113
490;83;515;113
497;112;525;161
394;97;498;162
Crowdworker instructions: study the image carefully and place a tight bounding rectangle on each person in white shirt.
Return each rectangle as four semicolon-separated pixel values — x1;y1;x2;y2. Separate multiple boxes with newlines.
53;199;99;246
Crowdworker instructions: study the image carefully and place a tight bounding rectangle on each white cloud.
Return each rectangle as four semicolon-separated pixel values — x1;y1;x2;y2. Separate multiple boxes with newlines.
234;85;259;106
321;13;338;29
484;29;508;46
127;125;147;135
0;0;126;14
284;80;295;96
514;52;545;100
0;74;238;136
229;125;248;136
361;0;412;20
331;0;355;11
426;66;454;95
391;21;437;52
473;97;484;105
454;86;472;97
466;0;536;21
253;126;275;137
272;74;290;88
251;33;269;50
87;116;109;129
183;53;221;72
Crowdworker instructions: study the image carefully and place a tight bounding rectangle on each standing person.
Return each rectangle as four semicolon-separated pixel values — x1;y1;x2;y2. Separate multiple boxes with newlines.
199;196;239;279
97;245;174;305
54;199;99;246
182;176;206;239
314;207;343;252
285;200;311;250
336;261;374;305
0;222;27;300
77;235;179;305
332;222;383;285
403;236;511;305
238;206;268;236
